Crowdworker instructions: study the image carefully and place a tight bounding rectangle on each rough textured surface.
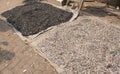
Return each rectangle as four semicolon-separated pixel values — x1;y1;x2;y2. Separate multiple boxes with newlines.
0;19;58;74
0;0;120;74
0;49;15;62
95;0;120;8
2;2;73;36
32;16;120;74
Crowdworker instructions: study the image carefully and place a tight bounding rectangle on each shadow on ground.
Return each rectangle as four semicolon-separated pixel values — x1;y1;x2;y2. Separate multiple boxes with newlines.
0;19;11;32
0;41;9;46
82;6;120;19
0;49;15;62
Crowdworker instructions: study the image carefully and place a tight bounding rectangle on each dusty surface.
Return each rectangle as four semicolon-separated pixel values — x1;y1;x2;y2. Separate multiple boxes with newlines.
0;19;58;74
83;2;120;25
0;0;24;14
0;0;120;74
45;1;120;25
0;0;58;74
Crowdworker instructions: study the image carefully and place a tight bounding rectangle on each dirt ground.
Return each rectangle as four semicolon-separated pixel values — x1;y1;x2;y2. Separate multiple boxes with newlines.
0;20;58;74
0;0;120;74
47;0;120;25
0;0;58;74
83;1;120;25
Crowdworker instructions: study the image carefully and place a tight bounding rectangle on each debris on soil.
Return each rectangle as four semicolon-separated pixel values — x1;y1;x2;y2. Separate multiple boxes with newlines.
0;49;15;62
0;41;8;46
95;0;120;8
2;2;73;36
23;69;27;73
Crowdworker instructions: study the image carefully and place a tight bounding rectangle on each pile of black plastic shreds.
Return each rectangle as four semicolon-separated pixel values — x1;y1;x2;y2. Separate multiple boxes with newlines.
2;2;73;36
